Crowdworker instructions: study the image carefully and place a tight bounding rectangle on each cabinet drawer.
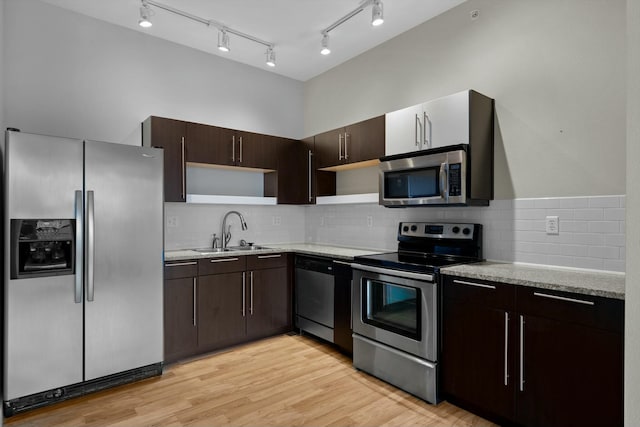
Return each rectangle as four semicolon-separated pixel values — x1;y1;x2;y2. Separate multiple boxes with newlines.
443;276;514;309
164;260;198;279
246;253;287;270
517;286;624;332
198;256;246;275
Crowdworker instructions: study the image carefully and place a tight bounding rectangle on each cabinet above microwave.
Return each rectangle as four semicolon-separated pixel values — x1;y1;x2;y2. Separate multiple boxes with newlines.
385;90;494;156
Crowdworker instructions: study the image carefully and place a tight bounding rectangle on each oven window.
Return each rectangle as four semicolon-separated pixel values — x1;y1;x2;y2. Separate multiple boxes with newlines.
363;279;421;340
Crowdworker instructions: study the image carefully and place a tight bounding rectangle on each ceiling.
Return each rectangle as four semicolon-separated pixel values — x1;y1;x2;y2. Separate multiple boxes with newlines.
40;0;467;82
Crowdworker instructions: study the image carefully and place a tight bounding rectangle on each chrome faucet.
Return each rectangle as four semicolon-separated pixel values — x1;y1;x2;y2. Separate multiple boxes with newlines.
221;211;248;249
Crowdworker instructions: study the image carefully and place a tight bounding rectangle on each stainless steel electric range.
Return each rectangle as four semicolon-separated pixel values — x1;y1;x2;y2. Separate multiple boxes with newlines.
351;222;482;403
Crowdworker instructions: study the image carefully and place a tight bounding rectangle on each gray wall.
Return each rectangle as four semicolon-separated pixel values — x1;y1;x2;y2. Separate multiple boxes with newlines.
2;0;303;144
304;0;626;200
626;0;639;424
0;0;5;136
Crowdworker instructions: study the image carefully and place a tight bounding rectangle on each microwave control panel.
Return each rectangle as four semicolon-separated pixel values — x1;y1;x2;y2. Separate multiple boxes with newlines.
448;163;462;196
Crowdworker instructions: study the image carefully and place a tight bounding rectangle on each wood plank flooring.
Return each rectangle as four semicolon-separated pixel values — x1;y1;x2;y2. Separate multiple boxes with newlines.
5;334;496;426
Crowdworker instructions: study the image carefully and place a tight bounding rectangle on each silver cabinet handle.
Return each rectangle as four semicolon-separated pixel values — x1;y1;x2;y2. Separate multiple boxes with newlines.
181;137;186;200
344;133;349;160
193;277;197;326
250;271;254;315
165;261;197;267
257;254;281;259
415;114;422;146
338;133;344;160
308;150;313;203
209;257;240;263
452;279;496;289
504;312;509;386
242;272;246;317
86;190;95;302
533;292;595;306
520;315;525;392
424;113;432;148
74;190;83;304
232;135;236;163
239;136;243;163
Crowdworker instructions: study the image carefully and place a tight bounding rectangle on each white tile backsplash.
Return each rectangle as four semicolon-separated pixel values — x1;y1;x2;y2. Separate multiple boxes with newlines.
165;195;626;273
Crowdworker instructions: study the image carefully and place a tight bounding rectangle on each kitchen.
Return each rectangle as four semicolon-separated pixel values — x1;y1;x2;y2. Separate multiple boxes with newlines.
1;0;639;425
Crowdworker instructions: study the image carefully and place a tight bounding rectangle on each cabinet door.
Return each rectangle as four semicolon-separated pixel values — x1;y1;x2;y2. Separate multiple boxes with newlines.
236;131;269;169
164;277;198;363
275;138;312;204
145;117;186;202
246;267;291;340
422;90;470;149
185;122;233;166
197;272;246;351
314;128;344;169
385;104;425;156
344;116;385;164
441;277;516;423
219;128;240;166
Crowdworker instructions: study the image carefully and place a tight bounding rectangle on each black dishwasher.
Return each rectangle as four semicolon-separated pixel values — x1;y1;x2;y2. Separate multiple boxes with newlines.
294;256;335;343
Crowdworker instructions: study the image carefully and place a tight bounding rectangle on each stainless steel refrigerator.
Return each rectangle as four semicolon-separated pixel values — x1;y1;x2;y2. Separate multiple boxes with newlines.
2;130;164;416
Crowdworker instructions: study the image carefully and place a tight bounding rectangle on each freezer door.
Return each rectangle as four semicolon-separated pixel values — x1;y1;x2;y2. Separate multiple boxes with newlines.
3;132;84;399
83;140;164;380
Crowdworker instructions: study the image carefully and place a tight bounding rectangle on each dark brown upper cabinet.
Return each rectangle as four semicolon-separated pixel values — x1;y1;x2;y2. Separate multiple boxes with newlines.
142;116;187;202
314;115;385;169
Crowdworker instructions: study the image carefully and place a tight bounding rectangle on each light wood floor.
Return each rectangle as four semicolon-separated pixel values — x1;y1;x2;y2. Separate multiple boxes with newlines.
5;334;496;426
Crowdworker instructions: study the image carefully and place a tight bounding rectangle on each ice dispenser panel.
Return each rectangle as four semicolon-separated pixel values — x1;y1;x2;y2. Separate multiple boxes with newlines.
11;219;75;279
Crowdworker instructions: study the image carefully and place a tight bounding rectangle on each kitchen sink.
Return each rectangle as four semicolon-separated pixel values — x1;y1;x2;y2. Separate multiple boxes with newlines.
193;248;232;254
226;245;267;251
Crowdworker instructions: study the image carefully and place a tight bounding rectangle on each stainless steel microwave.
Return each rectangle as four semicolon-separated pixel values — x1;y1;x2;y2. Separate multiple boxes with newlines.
379;145;492;207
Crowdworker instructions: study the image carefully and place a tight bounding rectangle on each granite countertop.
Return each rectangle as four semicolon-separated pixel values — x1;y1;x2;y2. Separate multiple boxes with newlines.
164;243;386;262
441;261;625;300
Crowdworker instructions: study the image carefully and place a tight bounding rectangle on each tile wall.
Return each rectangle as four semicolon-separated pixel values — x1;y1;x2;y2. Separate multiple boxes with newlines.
165;195;626;273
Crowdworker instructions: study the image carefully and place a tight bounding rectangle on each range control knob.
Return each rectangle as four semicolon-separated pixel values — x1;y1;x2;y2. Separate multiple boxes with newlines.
403;225;409;232
452;226;460;234
410;225;418;232
463;227;471;235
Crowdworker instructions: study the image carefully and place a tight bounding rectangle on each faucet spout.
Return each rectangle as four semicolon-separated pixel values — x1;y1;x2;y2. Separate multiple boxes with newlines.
221;211;248;249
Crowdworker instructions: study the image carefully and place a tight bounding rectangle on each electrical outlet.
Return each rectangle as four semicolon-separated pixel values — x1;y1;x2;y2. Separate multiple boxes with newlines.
167;216;178;227
546;216;559;235
272;216;281;226
367;215;373;228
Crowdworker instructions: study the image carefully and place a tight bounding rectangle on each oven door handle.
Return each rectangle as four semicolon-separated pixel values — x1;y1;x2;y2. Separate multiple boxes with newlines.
351;263;434;283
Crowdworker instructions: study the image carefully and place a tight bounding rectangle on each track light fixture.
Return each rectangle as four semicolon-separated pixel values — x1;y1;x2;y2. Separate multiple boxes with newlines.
266;47;276;67
319;0;384;56
320;33;331;55
371;0;384;26
137;0;276;68
217;30;230;52
138;0;153;28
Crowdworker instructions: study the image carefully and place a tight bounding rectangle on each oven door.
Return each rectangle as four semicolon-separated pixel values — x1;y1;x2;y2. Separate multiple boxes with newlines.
351;264;437;361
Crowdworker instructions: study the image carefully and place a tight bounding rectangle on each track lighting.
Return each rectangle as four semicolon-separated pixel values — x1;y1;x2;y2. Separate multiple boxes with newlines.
138;0;153;28
266;47;276;67
217;30;230;52
320;0;384;56
371;0;384;26
320;34;331;55
137;0;275;66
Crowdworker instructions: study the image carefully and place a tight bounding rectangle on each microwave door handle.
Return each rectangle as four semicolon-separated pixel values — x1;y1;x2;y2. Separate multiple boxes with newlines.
439;162;448;201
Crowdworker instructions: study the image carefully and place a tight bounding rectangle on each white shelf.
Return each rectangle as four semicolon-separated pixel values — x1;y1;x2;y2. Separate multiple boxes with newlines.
315;193;379;205
186;194;277;205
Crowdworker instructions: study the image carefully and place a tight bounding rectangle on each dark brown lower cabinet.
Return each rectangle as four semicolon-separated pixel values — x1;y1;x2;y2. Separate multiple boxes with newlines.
163;260;199;363
333;261;353;355
246;266;291;340
441;275;623;427
197;271;247;351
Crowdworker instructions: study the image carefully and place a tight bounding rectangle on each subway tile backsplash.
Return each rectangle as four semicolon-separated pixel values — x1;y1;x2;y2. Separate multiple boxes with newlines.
165;195;626;273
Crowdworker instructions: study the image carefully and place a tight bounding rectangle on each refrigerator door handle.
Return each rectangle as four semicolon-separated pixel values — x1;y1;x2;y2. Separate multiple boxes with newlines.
86;190;95;302
74;190;83;303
